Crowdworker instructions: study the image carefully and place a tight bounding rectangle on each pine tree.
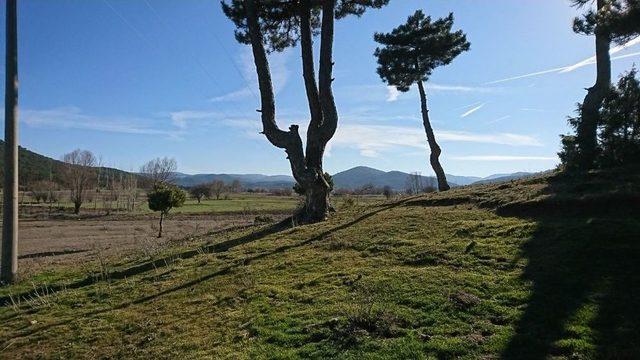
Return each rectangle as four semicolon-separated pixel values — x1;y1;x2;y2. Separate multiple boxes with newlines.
571;0;613;169
373;10;469;191
221;0;388;223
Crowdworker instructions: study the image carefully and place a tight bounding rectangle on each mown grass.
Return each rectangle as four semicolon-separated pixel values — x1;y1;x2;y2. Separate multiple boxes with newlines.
1;170;638;359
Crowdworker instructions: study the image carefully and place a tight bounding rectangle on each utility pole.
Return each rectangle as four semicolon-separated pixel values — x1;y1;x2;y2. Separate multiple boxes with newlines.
2;0;19;284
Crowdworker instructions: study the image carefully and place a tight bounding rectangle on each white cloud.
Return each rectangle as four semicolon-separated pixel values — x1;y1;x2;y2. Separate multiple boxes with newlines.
450;155;556;161
461;103;485;118
486;37;640;85
22;107;177;137
427;83;495;93
386;86;401;102
209;88;254;103
210;48;291;102
355;82;496;103
520;108;548;112
330;123;542;157
168;110;224;129
487;115;511;124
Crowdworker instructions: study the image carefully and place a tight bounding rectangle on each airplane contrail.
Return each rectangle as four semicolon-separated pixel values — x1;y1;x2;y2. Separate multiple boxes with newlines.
485;37;640;85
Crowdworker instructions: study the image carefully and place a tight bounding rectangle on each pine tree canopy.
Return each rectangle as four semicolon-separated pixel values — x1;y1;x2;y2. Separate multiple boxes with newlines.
572;0;640;43
373;10;470;92
221;0;389;52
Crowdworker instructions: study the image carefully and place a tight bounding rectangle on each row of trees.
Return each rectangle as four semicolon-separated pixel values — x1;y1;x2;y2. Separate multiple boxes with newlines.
189;179;242;203
222;0;470;223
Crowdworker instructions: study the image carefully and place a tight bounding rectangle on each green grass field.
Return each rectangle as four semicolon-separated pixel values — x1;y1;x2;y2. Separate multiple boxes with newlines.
1;170;638;359
21;192;385;216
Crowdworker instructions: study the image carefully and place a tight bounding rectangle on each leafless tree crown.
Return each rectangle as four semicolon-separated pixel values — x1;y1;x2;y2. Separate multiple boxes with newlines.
140;157;177;186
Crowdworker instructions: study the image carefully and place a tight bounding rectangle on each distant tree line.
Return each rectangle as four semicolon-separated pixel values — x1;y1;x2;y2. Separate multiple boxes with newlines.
188;179;242;203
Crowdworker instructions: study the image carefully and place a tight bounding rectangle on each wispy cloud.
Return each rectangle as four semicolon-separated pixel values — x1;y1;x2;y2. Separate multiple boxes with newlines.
386;86;401;102
428;83;495;93
22;107;179;137
169;110;222;129
520;108;548;113
210;48;290;103
487;115;511;124
330;124;542;157
461;103;485;118
382;82;496;103
450;155;557;161
209;88;254;103
486;37;640;85
559;37;640;73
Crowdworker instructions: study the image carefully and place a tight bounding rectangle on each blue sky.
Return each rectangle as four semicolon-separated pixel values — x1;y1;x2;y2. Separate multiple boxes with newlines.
2;0;639;177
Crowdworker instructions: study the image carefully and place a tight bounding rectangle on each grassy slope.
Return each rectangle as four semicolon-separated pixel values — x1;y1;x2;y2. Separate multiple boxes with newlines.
0;170;638;359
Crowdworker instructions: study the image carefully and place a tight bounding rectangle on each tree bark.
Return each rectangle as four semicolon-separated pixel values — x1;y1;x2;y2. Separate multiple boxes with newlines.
244;0;333;223
318;0;338;144
1;0;19;284
576;0;611;170
158;212;164;238
417;81;450;191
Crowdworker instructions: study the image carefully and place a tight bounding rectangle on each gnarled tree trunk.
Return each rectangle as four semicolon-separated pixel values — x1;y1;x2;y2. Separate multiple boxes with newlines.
244;0;337;223
576;0;611;170
417;81;449;191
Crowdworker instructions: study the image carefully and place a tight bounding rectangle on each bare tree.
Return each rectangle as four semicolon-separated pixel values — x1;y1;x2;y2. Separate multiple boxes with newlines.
383;185;393;200
140;157;177;186
210;180;226;200
405;172;424;195
189;184;211;203
62;149;97;215
30;180;53;203
230;179;242;193
1;0;18;284
122;171;138;212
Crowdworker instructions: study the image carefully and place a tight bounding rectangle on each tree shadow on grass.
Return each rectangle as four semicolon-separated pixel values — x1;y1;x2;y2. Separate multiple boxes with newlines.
498;173;640;359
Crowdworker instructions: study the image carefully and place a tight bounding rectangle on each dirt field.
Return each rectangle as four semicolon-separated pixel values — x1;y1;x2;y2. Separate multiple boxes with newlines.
5;212;285;279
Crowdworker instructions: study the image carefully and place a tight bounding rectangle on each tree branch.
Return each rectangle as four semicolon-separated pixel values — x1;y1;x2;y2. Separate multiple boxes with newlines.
244;0;313;185
318;0;338;144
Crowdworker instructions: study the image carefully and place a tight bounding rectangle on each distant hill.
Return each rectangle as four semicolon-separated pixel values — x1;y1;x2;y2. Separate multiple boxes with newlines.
0;141;141;187
331;166;440;190
472;172;536;185
330;166;536;190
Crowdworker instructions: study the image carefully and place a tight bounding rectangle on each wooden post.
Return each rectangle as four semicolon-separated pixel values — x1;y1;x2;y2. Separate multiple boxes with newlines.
1;0;19;284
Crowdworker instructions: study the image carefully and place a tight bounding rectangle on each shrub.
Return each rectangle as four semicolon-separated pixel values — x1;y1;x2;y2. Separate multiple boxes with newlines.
147;184;186;238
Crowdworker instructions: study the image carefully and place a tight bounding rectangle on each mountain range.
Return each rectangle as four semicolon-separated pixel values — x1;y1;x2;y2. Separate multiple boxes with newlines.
172;166;536;190
1;143;537;190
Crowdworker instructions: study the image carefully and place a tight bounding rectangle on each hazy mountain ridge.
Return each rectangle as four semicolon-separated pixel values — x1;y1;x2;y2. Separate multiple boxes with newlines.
3;145;537;190
173;166;537;190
